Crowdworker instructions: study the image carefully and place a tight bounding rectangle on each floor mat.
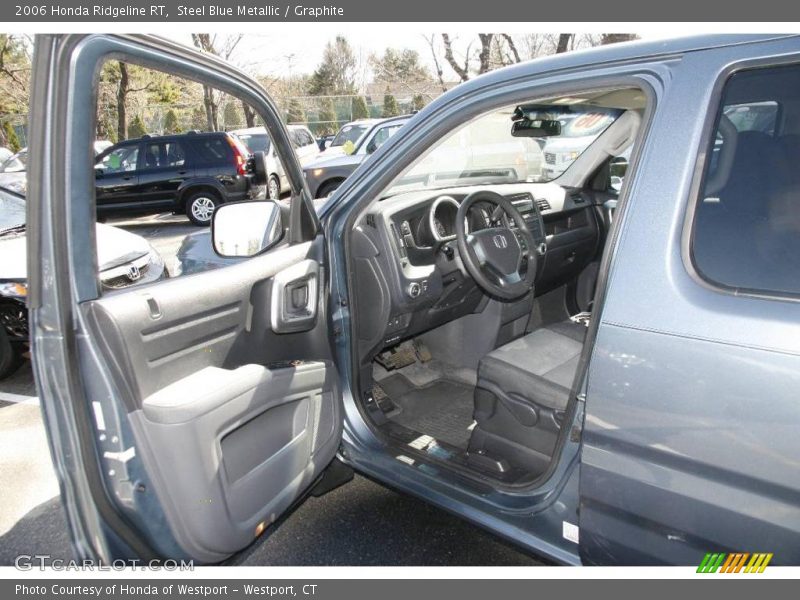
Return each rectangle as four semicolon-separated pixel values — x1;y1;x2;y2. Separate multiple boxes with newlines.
380;374;475;449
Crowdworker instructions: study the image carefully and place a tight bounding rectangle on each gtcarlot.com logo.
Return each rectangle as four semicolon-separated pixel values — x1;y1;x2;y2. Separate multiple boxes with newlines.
697;552;773;573
14;555;194;571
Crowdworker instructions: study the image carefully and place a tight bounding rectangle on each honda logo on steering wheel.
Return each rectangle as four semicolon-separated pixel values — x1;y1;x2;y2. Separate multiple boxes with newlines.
493;234;508;249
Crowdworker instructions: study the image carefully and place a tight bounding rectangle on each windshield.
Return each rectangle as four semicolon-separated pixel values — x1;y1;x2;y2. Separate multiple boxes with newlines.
235;133;270;154
0;186;26;233
331;123;369;147
385;105;622;195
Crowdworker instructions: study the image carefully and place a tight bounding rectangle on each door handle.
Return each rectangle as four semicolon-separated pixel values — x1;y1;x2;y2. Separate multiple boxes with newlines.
270;260;319;334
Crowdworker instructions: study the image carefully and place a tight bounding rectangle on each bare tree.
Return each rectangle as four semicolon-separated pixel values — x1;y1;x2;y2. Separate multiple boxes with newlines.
115;62;155;141
0;35;32;116
191;33;244;131
423;35;449;94
440;33;496;82
556;34;574;54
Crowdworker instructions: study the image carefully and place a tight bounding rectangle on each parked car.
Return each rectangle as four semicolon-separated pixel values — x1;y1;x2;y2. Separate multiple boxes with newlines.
0;148;27;173
230;124;319;200
0;184;166;379
29;33;800;567
94;131;265;225
0;141;111;176
304;115;411;197
317;118;379;157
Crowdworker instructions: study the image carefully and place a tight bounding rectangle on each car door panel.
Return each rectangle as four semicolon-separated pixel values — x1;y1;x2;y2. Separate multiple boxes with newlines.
80;237;341;562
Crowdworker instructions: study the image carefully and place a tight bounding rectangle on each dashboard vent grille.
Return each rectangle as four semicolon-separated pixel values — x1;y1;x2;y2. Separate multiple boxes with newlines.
365;214;376;228
570;192;585;204
535;197;551;212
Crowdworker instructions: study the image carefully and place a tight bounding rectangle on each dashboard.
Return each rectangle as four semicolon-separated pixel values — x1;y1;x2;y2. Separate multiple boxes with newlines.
350;182;601;358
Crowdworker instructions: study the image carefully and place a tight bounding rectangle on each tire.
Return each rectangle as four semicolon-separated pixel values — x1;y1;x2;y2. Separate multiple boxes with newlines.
267;175;281;201
316;180;343;199
0;328;23;381
185;190;221;226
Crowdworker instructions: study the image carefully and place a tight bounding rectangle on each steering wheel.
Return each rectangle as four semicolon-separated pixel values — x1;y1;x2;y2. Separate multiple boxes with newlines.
455;190;537;300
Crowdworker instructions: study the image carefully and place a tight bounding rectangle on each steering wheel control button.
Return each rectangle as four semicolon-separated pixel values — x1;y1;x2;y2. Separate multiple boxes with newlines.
408;282;422;298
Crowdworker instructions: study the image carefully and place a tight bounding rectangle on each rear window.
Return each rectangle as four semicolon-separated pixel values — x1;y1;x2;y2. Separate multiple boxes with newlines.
691;64;800;297
236;133;270;154
187;136;234;166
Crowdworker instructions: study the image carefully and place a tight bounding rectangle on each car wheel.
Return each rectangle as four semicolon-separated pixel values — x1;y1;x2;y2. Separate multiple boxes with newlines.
185;191;220;226
317;180;342;199
0;328;23;380
267;175;281;201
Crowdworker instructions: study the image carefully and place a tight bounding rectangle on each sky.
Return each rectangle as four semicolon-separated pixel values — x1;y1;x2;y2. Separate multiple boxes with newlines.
167;31;668;81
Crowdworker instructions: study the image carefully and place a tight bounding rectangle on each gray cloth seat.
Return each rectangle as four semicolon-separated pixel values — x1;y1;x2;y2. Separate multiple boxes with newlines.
477;322;586;412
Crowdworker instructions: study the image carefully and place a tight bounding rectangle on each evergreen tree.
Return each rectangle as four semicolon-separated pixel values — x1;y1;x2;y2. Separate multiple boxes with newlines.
382;89;400;118
318;98;338;135
128;115;147;139
2;122;21;152
163;109;181;134
286;98;307;124
223;102;242;129
351;96;369;120
307;36;357;96
412;94;427;111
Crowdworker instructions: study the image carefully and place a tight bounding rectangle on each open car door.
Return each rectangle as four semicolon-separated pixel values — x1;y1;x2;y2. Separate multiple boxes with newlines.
27;34;344;563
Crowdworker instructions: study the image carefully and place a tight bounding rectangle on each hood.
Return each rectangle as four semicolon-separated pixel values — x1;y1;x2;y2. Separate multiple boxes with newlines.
305;152;365;171
316;145;348;159
0;222;152;281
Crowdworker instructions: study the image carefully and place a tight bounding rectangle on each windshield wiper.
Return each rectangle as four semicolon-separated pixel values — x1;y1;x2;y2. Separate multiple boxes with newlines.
0;224;26;237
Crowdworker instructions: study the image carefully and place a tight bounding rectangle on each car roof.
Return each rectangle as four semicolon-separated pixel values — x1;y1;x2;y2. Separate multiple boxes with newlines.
230;124;311;135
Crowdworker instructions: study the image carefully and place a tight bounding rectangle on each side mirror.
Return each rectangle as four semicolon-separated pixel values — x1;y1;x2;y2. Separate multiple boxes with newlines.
212;200;282;258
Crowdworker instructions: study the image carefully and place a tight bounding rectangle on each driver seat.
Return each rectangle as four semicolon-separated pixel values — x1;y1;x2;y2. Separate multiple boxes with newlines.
468;321;586;476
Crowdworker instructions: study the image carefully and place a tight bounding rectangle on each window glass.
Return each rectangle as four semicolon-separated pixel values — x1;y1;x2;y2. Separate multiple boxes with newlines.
366;124;403;153
142;141;186;168
236;133;270;154
98;145;139;173
692;64;800;296
188;136;233;166
331;123;369;147
386;105;622;195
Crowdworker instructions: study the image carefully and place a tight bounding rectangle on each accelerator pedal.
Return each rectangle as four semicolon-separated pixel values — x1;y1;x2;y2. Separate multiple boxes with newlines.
413;339;433;362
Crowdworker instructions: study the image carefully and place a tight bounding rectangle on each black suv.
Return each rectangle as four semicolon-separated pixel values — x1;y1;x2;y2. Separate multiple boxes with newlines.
94;131;263;225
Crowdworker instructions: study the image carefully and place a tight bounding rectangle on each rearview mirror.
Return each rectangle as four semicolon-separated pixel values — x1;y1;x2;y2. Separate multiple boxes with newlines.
212;200;283;258
511;119;562;138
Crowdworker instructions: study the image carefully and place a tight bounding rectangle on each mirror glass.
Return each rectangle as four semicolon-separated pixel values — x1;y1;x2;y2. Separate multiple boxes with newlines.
212;201;282;257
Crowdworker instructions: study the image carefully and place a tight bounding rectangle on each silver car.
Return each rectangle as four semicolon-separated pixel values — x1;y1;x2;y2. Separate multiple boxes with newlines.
28;33;800;566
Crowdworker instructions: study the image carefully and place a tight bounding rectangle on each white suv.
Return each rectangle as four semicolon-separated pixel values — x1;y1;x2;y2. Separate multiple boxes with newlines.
231;124;319;200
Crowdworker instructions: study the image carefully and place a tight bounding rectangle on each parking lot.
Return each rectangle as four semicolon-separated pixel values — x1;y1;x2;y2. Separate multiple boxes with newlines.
0;212;543;566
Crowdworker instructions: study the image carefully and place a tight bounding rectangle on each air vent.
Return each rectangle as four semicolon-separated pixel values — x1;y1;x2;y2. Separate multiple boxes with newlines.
569;192;585;204
365;214;376;228
535;197;551;212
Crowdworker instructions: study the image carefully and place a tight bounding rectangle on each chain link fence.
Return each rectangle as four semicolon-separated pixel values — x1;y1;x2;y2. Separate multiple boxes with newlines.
2;90;435;147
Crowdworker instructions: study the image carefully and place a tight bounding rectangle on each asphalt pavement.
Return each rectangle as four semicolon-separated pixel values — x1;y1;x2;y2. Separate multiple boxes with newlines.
0;212;544;567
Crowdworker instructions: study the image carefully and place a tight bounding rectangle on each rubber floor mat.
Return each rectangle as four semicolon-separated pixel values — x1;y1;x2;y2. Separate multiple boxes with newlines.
380;374;475;449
